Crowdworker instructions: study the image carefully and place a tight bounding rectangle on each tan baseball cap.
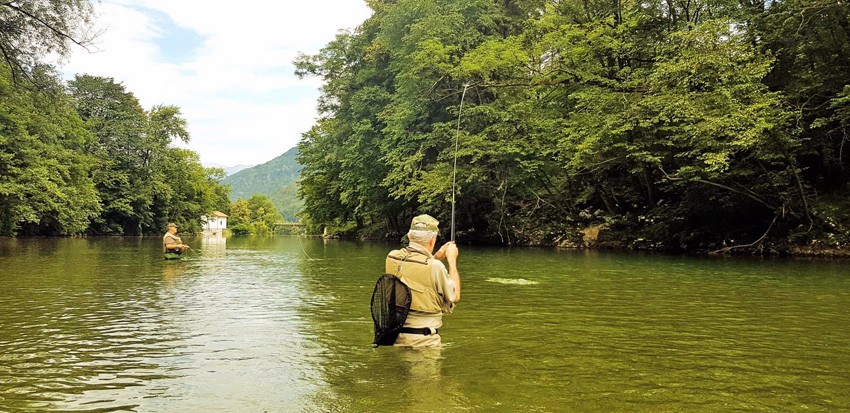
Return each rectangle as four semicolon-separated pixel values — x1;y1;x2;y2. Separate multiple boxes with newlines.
410;214;439;233
166;223;177;228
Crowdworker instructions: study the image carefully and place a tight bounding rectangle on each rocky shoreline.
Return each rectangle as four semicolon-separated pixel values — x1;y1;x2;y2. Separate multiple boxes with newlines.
551;225;850;258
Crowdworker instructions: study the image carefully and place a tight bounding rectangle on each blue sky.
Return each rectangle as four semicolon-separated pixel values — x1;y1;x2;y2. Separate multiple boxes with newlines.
62;0;372;167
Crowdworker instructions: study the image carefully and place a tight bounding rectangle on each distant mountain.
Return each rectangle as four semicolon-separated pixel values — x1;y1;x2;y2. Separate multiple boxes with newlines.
205;163;255;176
222;164;254;176
221;147;303;221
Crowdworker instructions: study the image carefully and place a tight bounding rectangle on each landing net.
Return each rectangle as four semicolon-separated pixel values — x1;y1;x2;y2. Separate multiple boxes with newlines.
370;274;411;347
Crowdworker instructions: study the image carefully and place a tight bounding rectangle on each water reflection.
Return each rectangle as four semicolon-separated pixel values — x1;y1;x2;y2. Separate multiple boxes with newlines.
292;238;474;411
0;242;184;412
396;349;469;412
200;232;226;258
144;238;326;411
162;260;187;284
1;237;849;411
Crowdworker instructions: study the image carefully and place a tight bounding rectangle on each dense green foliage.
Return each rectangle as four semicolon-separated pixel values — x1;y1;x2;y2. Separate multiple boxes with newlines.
295;0;850;252
0;2;230;236
67;74;229;234
228;194;283;235
0;70;230;236
0;67;100;235
0;1;96;81
222;147;303;221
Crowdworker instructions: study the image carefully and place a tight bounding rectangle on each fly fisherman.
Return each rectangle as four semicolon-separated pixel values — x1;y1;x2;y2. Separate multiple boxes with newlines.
385;214;461;347
163;223;190;257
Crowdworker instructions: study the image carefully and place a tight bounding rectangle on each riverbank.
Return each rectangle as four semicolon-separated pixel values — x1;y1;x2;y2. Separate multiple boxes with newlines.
7;225;847;258
318;222;850;258
555;239;850;258
554;226;850;258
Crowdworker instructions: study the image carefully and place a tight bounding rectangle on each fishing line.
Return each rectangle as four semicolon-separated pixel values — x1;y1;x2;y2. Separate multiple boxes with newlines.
451;84;470;242
297;233;316;260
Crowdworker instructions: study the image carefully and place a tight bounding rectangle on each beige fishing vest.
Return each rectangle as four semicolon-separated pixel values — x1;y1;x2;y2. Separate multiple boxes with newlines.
385;247;443;314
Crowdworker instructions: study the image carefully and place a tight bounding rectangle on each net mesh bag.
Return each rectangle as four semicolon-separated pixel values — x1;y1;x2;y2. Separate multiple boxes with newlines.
370;274;411;347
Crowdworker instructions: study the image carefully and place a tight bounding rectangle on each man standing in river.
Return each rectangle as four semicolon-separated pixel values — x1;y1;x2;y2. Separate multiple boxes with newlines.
163;223;190;257
385;214;461;348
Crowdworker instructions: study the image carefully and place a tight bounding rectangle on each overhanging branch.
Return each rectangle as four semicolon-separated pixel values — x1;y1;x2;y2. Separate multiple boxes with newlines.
1;2;93;51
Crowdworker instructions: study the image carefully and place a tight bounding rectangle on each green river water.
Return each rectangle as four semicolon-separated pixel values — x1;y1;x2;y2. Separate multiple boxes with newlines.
1;236;849;412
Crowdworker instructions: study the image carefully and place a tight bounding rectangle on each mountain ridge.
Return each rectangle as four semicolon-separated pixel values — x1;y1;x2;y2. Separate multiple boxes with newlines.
221;147;302;221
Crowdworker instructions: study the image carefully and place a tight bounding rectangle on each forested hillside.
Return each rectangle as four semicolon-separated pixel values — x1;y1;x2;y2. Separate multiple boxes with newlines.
0;1;230;236
295;0;850;253
222;147;303;221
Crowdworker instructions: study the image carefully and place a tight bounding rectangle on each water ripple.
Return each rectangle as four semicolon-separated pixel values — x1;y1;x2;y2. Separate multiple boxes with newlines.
2;238;850;411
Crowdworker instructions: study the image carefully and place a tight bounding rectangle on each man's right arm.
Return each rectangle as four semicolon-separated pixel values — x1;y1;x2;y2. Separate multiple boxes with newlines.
445;243;460;302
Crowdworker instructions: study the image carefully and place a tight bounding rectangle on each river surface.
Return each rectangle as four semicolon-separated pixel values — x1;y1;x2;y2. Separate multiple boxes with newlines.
0;236;849;412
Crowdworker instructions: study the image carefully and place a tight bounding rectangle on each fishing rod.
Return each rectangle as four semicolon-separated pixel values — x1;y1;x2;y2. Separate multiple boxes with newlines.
450;83;470;242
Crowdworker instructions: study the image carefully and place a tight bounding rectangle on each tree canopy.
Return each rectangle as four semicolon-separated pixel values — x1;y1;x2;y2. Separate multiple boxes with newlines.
296;0;850;252
228;194;283;235
0;1;97;81
0;2;231;236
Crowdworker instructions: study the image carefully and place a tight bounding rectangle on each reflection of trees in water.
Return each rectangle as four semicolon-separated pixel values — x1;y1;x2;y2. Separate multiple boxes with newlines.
0;238;188;411
224;235;284;250
293;238;469;411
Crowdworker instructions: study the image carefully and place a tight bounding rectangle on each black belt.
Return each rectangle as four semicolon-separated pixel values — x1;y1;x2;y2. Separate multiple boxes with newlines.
399;327;438;336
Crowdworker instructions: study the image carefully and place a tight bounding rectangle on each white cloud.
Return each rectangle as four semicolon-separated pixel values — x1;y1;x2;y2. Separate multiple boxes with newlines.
61;0;372;166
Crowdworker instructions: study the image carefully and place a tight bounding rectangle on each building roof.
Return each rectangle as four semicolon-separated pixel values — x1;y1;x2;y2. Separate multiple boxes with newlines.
211;211;229;218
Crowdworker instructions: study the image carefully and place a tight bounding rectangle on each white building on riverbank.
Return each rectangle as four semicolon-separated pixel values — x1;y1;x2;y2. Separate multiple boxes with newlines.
201;211;228;234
